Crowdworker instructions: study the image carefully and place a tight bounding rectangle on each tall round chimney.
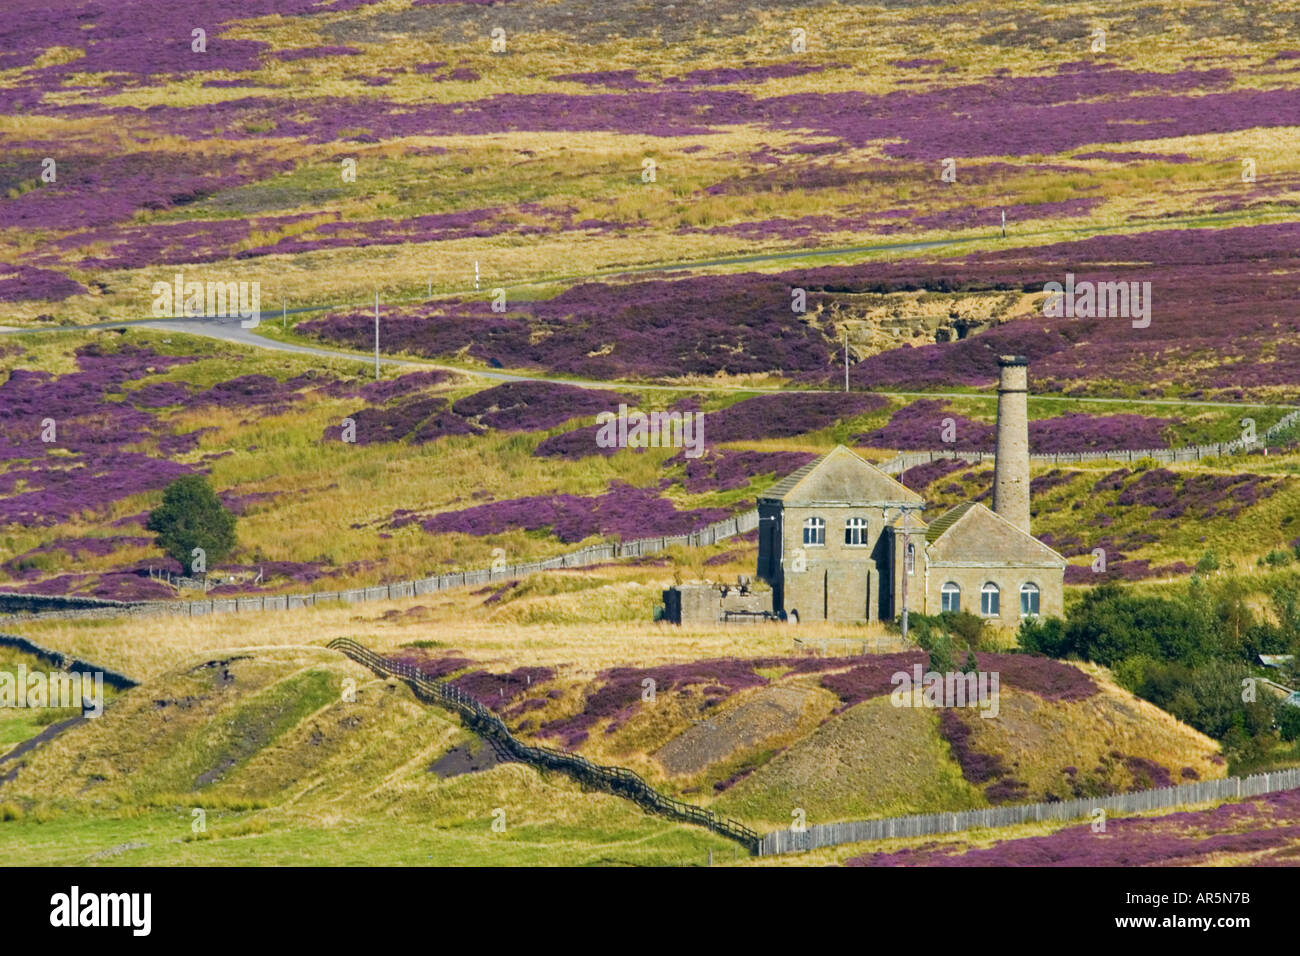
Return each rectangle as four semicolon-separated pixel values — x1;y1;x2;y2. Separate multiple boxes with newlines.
993;355;1031;534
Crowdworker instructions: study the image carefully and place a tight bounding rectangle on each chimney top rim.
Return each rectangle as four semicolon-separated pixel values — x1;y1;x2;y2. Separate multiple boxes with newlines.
998;354;1029;366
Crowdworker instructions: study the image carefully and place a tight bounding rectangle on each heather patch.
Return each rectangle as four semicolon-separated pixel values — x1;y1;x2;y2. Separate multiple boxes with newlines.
674;449;817;494
300;274;835;380
450;666;556;712
0;150;293;232
384;648;474;680
353;370;450;403
293;221;1300;397
537;658;770;748
392;482;730;543
530;424;613;460
704;392;889;443
899;458;972;490
849;789;1300;867
938;709;1010;785
1113;468;1285;520
9;570;176;602
0;264;86;302
819;655;920;712
2;535;152;575
450;381;632;431
325;396;482;445
857;402;1175;452
549;70;652;90
817;653;1096;711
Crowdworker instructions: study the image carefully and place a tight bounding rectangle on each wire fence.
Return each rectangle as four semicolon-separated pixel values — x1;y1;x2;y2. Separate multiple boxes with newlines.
328;637;760;852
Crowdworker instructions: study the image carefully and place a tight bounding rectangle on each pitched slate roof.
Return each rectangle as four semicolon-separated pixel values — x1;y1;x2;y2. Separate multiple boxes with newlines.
924;501;977;543
759;445;923;505
924;501;1067;567
762;456;821;501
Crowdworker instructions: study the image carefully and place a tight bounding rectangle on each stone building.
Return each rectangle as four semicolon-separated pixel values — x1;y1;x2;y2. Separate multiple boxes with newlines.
756;355;1064;626
755;445;922;622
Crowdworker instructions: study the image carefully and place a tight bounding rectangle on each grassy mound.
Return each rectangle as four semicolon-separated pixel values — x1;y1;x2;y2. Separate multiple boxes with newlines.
0;646;731;865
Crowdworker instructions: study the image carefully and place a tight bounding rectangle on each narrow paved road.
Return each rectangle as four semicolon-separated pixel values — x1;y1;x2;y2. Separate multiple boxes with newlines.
4;206;1295;410
3;315;1288;410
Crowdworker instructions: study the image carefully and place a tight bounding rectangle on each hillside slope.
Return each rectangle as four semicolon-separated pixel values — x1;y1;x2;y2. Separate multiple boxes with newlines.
0;646;731;866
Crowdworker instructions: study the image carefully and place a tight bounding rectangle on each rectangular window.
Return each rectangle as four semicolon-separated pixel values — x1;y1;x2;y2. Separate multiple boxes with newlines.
845;517;867;546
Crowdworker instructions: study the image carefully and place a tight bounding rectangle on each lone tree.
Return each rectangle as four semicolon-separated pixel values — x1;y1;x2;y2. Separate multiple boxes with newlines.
146;475;236;577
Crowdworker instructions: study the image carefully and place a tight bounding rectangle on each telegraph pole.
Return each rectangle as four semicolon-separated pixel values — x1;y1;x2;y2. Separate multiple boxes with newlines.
844;327;849;392
900;506;912;642
892;503;922;643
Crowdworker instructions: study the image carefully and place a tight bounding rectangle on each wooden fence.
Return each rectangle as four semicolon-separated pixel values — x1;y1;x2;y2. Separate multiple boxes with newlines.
5;410;1295;621
878;407;1300;475
329;637;760;852
757;766;1300;855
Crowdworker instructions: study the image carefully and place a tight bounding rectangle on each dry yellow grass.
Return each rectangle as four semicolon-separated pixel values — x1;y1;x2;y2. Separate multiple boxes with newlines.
13;578;890;682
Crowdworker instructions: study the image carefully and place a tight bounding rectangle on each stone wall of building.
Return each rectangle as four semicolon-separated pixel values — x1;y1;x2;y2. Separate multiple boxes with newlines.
777;503;891;622
922;563;1064;624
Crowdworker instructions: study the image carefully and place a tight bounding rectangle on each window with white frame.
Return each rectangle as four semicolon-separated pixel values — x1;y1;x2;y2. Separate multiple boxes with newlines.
981;582;1000;616
802;517;825;546
905;542;915;575
1020;582;1040;616
845;517;868;546
941;582;960;612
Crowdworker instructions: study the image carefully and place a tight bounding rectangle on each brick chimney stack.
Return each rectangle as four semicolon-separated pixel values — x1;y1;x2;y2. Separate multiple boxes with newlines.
993;355;1031;534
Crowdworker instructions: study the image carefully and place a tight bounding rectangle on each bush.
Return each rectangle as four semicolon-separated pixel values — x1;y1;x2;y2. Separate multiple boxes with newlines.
1057;582;1217;667
1111;653;1160;693
145;475;237;574
1017;615;1068;657
1261;549;1291;567
939;610;986;650
1277;701;1300;742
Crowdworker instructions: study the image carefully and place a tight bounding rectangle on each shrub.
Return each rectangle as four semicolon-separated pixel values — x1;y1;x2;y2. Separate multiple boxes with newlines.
1195;550;1221;574
1276;701;1300;742
1017;615;1068;658
145;475;237;574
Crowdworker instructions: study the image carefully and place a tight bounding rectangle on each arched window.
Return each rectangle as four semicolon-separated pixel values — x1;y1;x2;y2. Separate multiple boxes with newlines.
981;582;1000;616
802;517;825;546
941;582;960;612
1020;582;1040;616
844;517;868;546
905;542;915;575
